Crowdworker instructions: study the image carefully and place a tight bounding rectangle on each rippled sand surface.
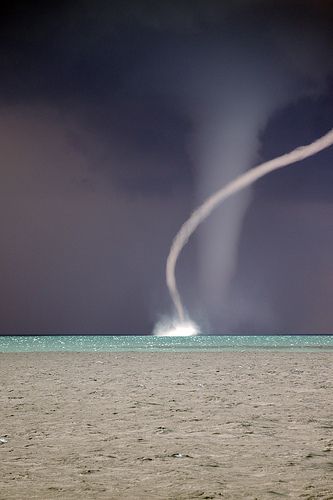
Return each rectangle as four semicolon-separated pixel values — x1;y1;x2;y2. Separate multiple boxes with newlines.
1;352;332;499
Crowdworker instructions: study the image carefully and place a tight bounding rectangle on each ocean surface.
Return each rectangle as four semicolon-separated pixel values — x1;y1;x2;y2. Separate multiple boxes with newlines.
0;335;332;352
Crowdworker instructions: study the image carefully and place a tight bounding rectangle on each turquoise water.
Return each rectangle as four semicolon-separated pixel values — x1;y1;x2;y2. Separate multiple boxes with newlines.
0;335;332;352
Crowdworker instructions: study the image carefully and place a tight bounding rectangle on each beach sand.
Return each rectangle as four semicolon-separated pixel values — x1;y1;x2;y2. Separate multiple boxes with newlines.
1;352;332;499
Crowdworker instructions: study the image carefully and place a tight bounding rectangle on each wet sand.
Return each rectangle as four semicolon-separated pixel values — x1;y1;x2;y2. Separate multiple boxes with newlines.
1;352;332;499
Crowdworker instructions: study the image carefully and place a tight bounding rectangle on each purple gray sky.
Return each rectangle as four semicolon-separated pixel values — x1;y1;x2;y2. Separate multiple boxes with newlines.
1;1;333;334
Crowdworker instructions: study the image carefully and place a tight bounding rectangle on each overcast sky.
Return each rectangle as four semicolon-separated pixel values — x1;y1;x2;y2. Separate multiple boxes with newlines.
1;1;333;335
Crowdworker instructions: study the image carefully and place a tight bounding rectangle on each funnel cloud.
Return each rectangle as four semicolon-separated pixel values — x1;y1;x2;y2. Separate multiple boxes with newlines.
167;129;333;322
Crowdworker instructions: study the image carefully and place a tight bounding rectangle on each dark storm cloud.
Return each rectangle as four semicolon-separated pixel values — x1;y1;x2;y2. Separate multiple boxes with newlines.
0;1;196;195
0;1;333;333
1;2;332;116
2;0;333;196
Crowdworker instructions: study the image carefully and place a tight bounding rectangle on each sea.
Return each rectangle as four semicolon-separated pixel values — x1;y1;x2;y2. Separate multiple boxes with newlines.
0;335;332;352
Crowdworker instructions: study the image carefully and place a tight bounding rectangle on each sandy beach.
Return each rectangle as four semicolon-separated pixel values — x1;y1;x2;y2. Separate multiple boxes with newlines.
1;352;332;499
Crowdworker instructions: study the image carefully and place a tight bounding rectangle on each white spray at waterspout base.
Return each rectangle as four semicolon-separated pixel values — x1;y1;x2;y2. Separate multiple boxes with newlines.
153;318;200;337
166;128;333;325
